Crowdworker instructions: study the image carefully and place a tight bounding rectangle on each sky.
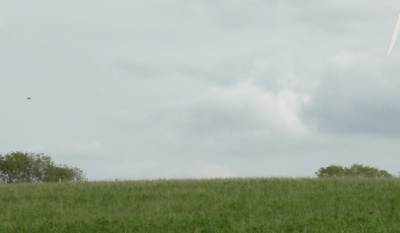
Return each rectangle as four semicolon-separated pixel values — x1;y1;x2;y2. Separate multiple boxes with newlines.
1;0;400;180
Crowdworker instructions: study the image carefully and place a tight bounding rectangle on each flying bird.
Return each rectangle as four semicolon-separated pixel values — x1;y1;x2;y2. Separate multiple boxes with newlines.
388;12;400;56
27;97;31;100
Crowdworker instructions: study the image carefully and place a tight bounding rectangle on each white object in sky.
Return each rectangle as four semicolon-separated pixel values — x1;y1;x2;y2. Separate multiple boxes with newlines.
388;13;400;56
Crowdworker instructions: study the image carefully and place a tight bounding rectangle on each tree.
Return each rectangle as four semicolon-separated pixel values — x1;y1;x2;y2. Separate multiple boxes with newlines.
314;165;346;178
315;164;393;178
0;151;86;183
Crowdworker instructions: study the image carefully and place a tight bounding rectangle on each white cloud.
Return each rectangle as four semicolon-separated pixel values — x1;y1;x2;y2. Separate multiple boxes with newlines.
198;81;310;137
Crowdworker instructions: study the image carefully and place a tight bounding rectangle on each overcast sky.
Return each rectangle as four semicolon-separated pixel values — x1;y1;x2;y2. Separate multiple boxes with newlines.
1;0;400;180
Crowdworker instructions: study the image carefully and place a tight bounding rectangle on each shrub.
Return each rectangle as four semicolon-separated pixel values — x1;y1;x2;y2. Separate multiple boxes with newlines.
315;164;392;178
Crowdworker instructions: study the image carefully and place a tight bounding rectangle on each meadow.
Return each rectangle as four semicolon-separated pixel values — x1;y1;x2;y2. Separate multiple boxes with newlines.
1;178;400;232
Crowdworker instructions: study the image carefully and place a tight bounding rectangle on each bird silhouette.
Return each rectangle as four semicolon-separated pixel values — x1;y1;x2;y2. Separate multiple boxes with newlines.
27;97;31;100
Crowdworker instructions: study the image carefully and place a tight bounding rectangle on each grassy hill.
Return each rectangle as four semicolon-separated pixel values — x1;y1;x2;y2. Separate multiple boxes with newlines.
1;178;399;232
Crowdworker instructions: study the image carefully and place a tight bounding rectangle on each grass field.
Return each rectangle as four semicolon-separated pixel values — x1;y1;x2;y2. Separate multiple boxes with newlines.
1;178;400;232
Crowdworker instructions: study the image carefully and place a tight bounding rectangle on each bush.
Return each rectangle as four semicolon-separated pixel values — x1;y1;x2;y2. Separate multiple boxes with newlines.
315;164;392;178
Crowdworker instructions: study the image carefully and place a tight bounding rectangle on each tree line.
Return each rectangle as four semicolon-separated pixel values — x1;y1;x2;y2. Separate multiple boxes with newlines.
1;151;393;182
0;151;86;183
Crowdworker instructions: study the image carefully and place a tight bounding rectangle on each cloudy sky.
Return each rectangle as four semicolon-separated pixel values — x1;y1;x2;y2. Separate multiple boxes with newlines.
1;0;400;180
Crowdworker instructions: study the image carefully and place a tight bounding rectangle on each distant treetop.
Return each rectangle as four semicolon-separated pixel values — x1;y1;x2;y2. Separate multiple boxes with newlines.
315;164;393;178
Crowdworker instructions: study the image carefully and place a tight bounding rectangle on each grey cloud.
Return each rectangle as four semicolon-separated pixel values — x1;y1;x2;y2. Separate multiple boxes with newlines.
127;80;311;161
304;50;400;136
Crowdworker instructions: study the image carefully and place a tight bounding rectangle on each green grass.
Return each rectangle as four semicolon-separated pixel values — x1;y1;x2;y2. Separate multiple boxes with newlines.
1;178;400;232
